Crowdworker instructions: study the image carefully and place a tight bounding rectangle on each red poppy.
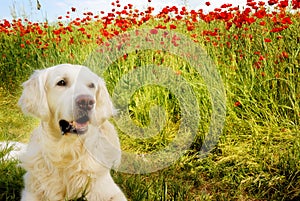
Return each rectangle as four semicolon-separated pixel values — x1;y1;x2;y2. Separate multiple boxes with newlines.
150;29;158;34
259;55;265;61
170;24;177;29
69;37;74;44
254;9;266;19
268;0;278;6
234;101;241;107
254;61;262;69
278;0;289;8
260;21;266;26
281;51;288;58
292;0;300;9
221;4;232;8
270;26;288;32
264;38;272;42
226;41;231;48
281;17;292;25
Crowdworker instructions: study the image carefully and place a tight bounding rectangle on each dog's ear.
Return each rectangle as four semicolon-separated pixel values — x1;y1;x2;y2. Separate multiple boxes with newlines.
95;78;115;124
18;69;49;121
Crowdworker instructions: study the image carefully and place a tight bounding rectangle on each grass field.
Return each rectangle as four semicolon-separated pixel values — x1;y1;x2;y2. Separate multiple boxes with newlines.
0;0;299;200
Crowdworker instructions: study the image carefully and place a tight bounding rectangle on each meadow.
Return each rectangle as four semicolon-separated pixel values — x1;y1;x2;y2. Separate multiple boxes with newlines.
0;0;299;200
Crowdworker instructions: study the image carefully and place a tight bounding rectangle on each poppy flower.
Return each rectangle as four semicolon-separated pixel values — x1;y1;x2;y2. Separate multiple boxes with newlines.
281;51;288;58
170;24;177;29
268;0;278;6
234;101;241;107
150;29;158;34
264;38;272;42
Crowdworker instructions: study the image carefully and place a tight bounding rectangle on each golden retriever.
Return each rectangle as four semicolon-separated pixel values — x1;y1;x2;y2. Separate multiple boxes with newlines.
18;64;126;201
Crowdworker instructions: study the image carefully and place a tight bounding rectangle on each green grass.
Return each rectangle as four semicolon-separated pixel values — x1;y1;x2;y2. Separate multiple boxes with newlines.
1;2;300;201
0;143;25;201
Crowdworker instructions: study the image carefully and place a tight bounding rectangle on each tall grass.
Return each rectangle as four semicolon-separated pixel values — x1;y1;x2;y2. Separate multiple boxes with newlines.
0;0;299;200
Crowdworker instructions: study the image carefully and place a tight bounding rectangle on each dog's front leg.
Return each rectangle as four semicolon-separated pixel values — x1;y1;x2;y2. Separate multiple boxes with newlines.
86;173;127;201
21;190;40;201
21;173;42;201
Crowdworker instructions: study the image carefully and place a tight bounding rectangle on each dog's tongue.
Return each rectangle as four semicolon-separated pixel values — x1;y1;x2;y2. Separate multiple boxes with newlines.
59;119;88;135
74;121;88;134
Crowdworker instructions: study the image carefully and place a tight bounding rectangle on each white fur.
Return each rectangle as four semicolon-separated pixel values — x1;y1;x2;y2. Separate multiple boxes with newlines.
18;64;126;201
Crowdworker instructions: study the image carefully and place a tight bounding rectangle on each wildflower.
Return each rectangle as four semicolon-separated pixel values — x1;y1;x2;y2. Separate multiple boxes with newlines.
268;0;278;6
254;61;262;69
277;35;283;39
281;17;292;25
254;51;261;55
176;70;182;75
221;4;232;8
205;2;211;6
264;38;272;42
170;24;177;29
226;41;231;48
270;26;288;33
278;0;289;8
254;9;267;19
71;7;76;12
234;101;241;107
150;29;158;34
247;0;257;6
78;27;85;32
69;37;74;44
260;21;266;26
281;51;288;58
292;0;300;9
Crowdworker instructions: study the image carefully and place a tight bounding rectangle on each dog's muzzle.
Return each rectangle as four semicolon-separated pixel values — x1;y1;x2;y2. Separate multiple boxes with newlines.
59;95;95;135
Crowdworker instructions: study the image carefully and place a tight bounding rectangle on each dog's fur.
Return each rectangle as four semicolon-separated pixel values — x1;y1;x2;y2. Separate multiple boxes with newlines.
18;64;126;201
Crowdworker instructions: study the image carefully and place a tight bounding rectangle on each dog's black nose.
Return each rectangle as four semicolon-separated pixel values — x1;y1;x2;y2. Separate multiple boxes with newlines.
76;95;95;111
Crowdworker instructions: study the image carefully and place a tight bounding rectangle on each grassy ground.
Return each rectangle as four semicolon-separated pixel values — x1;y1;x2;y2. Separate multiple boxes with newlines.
0;1;300;200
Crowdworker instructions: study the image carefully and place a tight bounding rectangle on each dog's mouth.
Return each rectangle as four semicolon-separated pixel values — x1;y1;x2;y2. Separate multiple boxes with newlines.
59;115;89;135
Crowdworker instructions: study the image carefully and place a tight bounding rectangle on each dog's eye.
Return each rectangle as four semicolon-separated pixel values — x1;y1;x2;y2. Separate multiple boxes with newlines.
57;80;67;86
88;83;95;89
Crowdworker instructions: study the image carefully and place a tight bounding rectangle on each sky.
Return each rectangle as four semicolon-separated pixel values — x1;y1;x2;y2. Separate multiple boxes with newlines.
0;0;251;22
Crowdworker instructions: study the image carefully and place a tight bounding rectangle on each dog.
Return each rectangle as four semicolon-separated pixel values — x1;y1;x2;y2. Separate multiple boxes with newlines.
18;64;127;201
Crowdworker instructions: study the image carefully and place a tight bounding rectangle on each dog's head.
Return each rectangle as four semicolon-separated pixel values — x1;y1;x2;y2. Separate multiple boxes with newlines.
18;64;115;136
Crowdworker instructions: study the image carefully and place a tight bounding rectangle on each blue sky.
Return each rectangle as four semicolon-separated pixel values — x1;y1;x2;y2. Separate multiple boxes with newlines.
0;0;249;22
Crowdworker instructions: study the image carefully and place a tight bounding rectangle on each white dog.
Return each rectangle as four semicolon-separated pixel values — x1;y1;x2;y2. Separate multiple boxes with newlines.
18;64;126;201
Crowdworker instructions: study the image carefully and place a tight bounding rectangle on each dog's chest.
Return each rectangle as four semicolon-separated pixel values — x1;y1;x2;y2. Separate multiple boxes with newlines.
46;140;101;198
